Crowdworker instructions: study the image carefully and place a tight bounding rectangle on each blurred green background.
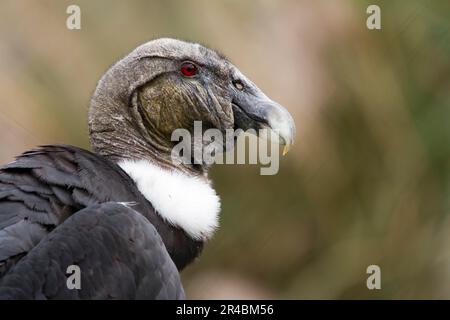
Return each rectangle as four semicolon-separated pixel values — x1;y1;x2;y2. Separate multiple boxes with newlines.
0;0;449;299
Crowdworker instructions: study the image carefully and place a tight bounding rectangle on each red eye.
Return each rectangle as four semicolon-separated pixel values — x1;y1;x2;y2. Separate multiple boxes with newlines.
180;62;197;77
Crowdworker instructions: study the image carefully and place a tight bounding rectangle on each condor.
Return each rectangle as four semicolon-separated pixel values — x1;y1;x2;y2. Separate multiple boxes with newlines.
0;38;295;299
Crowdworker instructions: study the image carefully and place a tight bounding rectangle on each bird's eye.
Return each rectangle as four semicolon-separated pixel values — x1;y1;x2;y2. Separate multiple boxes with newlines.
233;79;244;91
180;62;197;77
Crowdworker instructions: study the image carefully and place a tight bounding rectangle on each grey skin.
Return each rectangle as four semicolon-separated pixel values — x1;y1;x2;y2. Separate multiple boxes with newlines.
89;38;295;176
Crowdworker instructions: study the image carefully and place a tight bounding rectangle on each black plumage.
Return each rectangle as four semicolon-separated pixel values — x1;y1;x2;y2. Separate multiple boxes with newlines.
0;145;202;299
0;202;184;299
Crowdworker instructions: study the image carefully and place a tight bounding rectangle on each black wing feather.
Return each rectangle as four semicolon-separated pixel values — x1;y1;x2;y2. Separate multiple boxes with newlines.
0;145;189;299
0;202;184;299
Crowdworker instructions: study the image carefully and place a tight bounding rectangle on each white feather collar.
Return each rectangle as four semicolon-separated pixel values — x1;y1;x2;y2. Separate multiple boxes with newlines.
118;159;220;240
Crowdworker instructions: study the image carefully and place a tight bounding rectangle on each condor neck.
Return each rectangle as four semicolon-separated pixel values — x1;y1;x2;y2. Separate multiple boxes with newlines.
90;124;208;178
117;158;221;243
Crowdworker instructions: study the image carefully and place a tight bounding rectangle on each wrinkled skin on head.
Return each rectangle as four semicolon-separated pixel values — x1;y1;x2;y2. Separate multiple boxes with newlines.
135;57;234;144
89;38;295;175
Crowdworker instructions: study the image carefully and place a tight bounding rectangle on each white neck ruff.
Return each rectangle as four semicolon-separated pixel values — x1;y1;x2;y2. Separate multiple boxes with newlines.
118;159;220;241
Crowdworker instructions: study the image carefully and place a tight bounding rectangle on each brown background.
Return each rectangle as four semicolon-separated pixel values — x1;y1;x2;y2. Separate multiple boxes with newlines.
0;0;449;299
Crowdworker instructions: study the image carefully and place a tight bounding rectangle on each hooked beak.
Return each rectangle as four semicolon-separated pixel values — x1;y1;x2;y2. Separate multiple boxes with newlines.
232;85;296;155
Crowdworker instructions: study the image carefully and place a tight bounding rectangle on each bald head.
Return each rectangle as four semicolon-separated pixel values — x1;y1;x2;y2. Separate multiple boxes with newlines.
88;38;295;174
134;38;227;64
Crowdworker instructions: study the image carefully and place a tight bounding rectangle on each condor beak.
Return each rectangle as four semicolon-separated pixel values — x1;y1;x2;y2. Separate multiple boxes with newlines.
232;83;296;155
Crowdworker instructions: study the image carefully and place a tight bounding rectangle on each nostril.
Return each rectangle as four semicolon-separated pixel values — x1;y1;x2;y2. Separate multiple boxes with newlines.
232;79;244;91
